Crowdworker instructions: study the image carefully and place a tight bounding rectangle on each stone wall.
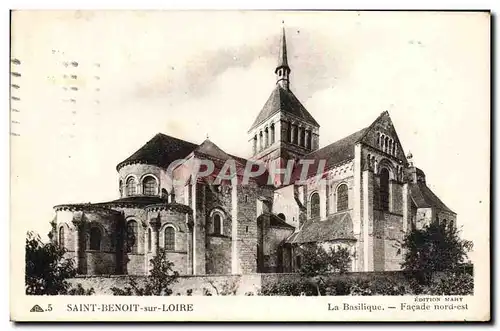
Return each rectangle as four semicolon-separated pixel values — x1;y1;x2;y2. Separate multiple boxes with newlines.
69;270;459;296
373;211;404;271
69;274;262;296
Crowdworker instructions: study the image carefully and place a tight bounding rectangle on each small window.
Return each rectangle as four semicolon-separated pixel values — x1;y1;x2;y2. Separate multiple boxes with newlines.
244;195;248;203
164;227;175;251
127;220;138;253
147;228;152;252
142;176;157;196
296;255;302;269
213;214;223;235
310;192;320;219
89;227;101;251
58;226;65;249
126;177;137;196
277;213;286;221
336;184;349;211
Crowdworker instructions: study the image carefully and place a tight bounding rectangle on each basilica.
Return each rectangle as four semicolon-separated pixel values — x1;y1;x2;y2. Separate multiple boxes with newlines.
52;29;456;276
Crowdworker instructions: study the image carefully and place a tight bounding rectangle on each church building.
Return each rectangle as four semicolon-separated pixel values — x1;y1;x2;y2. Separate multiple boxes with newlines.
51;28;456;276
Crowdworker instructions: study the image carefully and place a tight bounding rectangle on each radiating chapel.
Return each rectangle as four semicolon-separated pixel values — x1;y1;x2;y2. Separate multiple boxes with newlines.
52;28;456;275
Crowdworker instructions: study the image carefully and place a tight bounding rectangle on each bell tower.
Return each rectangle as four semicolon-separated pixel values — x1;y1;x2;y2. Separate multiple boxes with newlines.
247;26;320;185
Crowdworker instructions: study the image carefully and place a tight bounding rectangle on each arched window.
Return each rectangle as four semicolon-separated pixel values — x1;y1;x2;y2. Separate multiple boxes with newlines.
213;214;223;235
126;177;137;196
270;124;275;144
127;220;138;253
147;228;152;252
380;168;390;211
300;128;306;147
58;226;65;249
336;184;349;212
142;176;157;196
384;137;389;153
89;227;101;251
119;180;123;197
259;131;263;151
264;127;269;147
287;122;292;142
277;213;286;221
307;130;312;149
253;135;257;154
310;192;320;219
164;227;175;251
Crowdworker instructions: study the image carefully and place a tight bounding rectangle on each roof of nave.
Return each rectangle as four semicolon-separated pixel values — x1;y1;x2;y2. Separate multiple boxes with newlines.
116;133;198;171
410;182;455;214
286;211;356;244
292;127;368;179
248;85;320;132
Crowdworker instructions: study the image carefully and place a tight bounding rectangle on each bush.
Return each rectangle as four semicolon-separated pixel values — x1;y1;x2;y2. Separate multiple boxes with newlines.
261;277;319;296
401;220;473;273
422;271;473;295
111;248;178;296
298;243;351;277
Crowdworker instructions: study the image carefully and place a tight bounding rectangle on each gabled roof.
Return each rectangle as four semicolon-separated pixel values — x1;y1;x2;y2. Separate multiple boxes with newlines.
193;139;233;161
286;212;356;244
292;128;368;179
248;85;319;131
116;133;198;171
410;182;455;214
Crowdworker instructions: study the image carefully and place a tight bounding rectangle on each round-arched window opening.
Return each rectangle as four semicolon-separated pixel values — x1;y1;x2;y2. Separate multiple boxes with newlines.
213;214;223;235
142;176;158;196
277;213;286;221
310;192;320;219
126;177;137;196
336;184;349;212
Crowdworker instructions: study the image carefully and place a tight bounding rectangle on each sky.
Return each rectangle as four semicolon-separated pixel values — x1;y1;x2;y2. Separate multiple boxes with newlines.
10;11;489;262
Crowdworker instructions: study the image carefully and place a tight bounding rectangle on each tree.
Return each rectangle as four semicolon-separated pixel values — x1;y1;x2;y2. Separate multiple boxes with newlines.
111;248;179;296
25;231;77;295
298;243;351;277
400;220;473;272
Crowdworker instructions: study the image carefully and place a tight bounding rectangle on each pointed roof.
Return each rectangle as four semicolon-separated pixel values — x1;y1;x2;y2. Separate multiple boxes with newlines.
249;85;320;131
193;139;232;161
276;27;289;71
116;133;198;171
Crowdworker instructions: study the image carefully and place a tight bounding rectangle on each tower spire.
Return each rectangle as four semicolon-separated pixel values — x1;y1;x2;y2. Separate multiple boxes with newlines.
275;23;291;90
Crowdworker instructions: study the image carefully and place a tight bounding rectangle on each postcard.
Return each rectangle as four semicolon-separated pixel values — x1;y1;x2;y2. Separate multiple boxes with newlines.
10;10;490;322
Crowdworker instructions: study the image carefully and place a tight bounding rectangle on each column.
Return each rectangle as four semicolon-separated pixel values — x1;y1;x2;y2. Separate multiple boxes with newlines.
72;221;80;274
231;178;240;274
362;169;374;271
353;144;362;272
319;179;327;220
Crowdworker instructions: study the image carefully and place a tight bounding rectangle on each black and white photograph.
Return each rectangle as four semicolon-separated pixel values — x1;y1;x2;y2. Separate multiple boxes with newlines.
10;10;490;321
